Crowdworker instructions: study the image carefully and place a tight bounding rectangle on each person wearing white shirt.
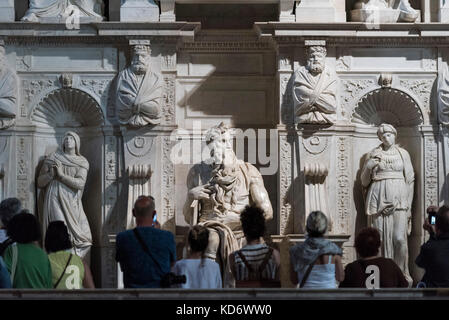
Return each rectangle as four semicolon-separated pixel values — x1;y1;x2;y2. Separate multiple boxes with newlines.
172;226;222;289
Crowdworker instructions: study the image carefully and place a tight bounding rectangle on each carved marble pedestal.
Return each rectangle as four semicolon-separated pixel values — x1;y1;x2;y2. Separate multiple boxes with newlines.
0;0;14;22
120;0;160;22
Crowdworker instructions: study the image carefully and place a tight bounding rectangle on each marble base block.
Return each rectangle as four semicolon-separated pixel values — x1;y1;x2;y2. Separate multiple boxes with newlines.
296;7;339;23
0;0;14;22
120;0;160;22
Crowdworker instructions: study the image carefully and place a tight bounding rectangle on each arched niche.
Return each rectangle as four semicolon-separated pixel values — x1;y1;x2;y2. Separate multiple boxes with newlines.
30;88;106;273
350;87;426;285
351;88;424;127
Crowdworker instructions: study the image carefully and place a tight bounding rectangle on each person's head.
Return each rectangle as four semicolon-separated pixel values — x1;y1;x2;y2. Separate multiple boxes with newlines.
306;46;326;74
240;206;266;242
377;123;397;148
436;205;449;235
306;211;328;237
63;131;81;155
205;122;233;165
132;195;156;225
188;225;209;254
7;211;41;244
0;198;22;229
45;221;72;253
131;45;151;75
355;227;381;258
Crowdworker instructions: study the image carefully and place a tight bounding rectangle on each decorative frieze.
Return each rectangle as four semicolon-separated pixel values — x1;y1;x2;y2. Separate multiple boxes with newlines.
340;79;376;120
279;133;292;235
336;137;351;235
161;135;175;233
424;135;438;209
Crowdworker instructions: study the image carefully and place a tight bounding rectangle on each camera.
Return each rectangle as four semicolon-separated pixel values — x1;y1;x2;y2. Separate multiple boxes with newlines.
427;207;437;225
160;272;186;288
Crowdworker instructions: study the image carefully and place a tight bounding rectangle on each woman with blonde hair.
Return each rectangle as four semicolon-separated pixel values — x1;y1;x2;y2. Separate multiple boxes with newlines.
172;225;222;289
290;211;344;288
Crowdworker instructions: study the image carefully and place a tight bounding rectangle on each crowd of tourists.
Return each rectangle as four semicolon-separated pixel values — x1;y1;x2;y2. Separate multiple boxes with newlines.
1;195;449;290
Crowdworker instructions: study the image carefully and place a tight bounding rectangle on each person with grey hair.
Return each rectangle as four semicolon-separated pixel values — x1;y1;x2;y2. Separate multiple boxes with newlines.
289;211;344;288
360;123;414;285
0;198;22;256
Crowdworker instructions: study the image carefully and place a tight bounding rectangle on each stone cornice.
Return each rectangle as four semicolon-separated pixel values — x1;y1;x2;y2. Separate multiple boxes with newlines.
0;22;201;40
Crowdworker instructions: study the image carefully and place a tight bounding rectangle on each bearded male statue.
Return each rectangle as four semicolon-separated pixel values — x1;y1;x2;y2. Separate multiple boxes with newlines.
293;45;338;125
116;41;163;128
183;123;273;287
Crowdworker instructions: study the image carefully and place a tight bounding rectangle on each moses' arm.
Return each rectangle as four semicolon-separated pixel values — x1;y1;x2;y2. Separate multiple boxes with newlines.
248;164;273;221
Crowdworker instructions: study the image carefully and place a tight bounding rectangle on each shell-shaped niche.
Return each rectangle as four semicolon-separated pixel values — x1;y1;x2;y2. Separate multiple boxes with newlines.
31;89;104;128
352;88;423;127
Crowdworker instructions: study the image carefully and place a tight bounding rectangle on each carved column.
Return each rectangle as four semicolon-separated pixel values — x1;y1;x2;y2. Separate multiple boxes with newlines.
126;164;152;229
278;47;295;235
304;163;330;230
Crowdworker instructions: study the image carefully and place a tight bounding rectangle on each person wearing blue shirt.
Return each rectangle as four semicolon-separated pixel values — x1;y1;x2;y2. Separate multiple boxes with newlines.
116;196;176;288
0;256;11;288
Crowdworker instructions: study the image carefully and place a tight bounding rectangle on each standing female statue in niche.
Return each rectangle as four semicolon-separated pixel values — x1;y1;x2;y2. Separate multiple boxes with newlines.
361;124;414;284
37;131;92;259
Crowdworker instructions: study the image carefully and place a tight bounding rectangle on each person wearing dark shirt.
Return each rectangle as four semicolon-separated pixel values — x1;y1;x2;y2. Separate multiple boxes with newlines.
116;196;176;288
0;198;22;256
415;205;449;288
340;227;408;288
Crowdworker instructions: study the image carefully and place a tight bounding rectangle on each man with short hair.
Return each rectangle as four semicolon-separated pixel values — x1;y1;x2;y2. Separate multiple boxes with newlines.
415;205;449;288
0;198;22;256
115;196;176;288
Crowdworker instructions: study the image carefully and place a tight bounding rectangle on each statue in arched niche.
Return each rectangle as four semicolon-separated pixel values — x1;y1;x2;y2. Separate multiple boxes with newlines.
22;0;104;22
37;131;92;259
360;123;414;285
0;44;18;130
116;41;163;128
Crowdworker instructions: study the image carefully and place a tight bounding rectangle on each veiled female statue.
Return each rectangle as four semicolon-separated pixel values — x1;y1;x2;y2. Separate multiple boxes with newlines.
22;0;104;22
37;131;92;258
361;124;414;284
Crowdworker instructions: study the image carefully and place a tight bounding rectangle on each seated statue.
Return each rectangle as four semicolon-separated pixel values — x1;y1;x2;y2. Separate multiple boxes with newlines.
0;45;18;130
22;0;104;22
183;122;273;287
353;0;419;22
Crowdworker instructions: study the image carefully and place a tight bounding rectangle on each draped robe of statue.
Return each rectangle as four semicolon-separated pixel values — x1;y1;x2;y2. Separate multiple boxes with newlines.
22;0;104;22
361;144;414;282
116;67;163;127
0;65;18;130
293;65;338;124
37;132;92;258
185;160;266;287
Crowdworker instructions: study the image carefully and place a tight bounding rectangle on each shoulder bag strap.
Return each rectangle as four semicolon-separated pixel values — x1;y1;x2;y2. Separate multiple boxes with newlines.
132;228;164;274
54;254;73;289
236;250;255;274
299;255;320;288
10;244;18;285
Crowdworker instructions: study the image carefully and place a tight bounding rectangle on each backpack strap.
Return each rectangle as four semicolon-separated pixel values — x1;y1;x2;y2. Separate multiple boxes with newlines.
236;250;255;274
257;247;274;275
54;254;73;289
